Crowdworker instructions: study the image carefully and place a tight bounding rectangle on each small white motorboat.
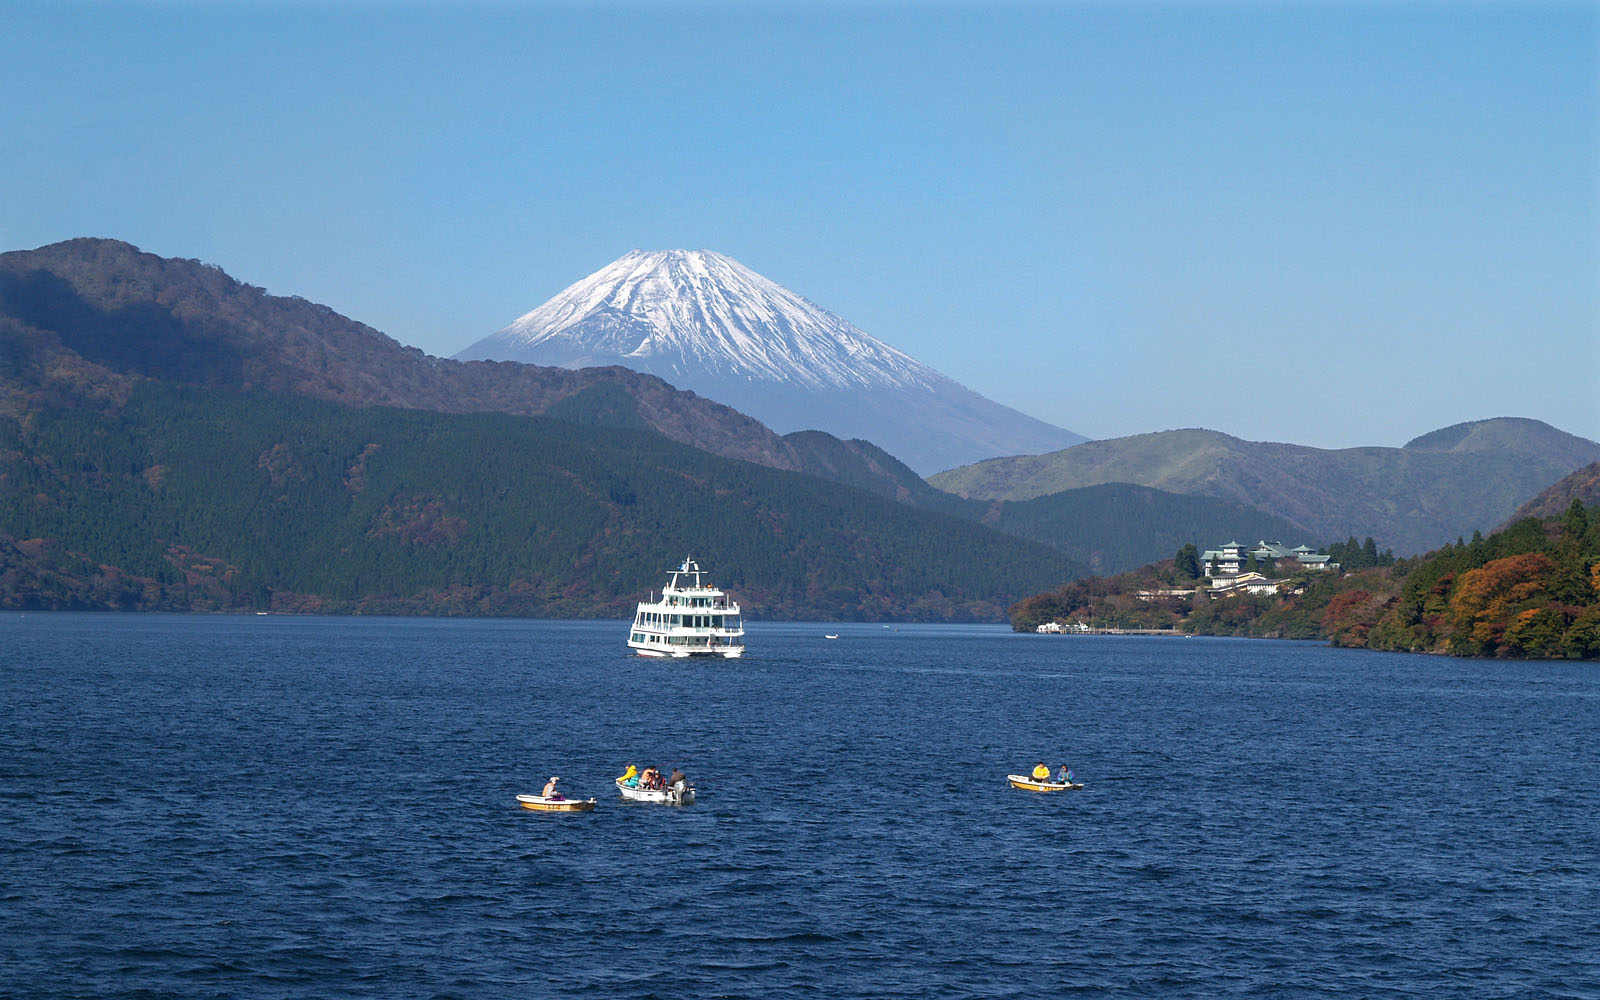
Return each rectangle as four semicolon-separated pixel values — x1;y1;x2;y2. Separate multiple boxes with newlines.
615;777;696;805
824;634;839;640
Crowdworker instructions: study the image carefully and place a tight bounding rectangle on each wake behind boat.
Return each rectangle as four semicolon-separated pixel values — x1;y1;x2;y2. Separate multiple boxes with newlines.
628;556;744;658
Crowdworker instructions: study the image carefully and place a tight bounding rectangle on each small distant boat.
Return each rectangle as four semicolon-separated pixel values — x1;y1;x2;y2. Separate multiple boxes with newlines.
615;777;696;805
1007;774;1084;793
824;634;839;640
516;793;597;812
628;557;744;658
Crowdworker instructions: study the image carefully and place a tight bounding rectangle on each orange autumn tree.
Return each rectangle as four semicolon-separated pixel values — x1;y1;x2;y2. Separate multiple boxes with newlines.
1447;553;1555;656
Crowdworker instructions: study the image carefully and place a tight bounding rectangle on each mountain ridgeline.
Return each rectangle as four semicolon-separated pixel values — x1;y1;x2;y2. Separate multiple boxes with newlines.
0;238;830;473
932;425;1600;556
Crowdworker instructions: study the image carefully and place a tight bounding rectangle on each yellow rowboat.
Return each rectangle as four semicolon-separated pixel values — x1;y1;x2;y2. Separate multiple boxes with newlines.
1007;774;1084;793
516;794;597;812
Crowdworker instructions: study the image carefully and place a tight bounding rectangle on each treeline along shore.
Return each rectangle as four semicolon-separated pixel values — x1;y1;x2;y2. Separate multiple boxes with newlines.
1011;498;1600;660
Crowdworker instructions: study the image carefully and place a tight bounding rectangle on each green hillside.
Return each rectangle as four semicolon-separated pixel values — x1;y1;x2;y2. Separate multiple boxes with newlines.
0;382;1083;620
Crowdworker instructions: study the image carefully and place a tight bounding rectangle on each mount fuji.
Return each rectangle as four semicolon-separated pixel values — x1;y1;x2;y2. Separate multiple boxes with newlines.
454;250;1086;474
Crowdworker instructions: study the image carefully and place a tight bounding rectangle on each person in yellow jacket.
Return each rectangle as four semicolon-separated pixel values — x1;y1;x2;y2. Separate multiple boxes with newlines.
1031;761;1051;782
618;763;638;787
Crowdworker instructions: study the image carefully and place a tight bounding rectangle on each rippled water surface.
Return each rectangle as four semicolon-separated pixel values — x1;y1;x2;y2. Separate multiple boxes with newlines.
3;614;1598;998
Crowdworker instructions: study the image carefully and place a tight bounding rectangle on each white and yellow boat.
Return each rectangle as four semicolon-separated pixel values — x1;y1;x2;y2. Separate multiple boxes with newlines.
515;793;597;812
615;776;696;805
1007;774;1084;792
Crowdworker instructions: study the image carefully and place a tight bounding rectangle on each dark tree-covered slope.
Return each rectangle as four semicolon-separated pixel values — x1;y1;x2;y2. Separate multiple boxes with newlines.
0;382;1083;620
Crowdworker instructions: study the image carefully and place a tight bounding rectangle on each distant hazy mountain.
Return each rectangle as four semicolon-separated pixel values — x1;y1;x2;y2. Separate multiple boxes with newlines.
929;422;1600;555
455;249;1086;474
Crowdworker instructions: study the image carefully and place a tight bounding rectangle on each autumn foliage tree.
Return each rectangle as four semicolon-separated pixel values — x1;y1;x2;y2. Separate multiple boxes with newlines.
1446;553;1555;656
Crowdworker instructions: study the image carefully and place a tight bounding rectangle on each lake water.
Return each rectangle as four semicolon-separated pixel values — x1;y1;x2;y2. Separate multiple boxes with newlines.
3;614;1597;998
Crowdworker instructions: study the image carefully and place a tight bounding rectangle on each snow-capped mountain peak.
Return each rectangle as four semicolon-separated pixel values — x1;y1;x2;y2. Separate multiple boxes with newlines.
460;249;939;392
455;249;1084;474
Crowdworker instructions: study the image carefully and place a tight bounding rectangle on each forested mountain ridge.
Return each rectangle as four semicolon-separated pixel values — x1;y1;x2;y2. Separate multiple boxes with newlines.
0;382;1085;619
0;238;808;471
930;423;1600;556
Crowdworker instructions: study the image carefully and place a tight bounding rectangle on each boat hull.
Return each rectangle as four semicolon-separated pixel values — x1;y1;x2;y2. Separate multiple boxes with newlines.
629;641;742;658
516;794;596;812
615;777;696;805
1007;774;1084;793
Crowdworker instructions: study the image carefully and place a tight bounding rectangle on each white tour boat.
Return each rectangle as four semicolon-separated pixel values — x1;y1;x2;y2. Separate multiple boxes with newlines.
627;557;745;658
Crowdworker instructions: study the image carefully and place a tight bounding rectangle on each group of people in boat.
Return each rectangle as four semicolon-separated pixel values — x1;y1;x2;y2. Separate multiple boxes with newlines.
617;763;686;791
1030;761;1075;785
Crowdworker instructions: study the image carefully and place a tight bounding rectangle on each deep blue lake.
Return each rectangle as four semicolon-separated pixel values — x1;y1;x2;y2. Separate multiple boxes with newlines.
3;614;1597;998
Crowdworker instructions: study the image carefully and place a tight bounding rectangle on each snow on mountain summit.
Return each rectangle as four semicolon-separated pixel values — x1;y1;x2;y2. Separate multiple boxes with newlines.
459;249;939;393
456;249;1085;474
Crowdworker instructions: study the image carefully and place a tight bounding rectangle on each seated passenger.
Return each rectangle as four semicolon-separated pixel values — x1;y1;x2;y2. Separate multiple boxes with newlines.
1031;761;1052;783
542;776;563;800
619;764;638;787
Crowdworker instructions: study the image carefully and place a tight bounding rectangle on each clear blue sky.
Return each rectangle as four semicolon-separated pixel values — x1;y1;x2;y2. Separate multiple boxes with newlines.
5;1;1596;450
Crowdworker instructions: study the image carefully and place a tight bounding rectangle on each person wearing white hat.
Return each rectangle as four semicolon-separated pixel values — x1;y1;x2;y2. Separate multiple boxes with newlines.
541;776;563;800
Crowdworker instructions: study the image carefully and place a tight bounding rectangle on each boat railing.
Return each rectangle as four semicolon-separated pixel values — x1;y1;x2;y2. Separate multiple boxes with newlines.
661;594;733;605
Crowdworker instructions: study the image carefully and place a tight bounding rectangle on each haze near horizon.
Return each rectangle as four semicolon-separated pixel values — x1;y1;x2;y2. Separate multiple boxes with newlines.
3;2;1595;451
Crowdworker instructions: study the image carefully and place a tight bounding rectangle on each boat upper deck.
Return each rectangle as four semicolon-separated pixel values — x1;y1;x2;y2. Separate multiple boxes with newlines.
644;558;739;611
